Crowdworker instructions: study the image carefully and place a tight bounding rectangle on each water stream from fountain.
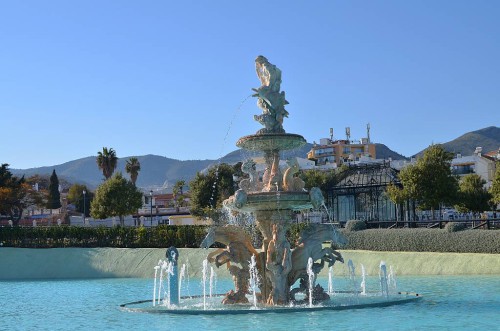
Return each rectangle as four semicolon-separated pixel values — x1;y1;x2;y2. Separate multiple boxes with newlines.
208;95;252;212
328;265;334;295
307;257;314;308
179;264;186;302
379;261;389;298
347;259;358;296
249;254;260;308
202;259;208;310
157;261;165;305
388;265;398;293
209;266;217;298
153;265;160;306
360;264;367;295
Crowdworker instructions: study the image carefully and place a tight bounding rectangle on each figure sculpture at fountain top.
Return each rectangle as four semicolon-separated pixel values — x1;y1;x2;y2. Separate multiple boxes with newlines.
252;55;289;134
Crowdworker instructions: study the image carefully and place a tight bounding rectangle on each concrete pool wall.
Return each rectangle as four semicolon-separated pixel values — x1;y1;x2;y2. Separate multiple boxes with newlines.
1;247;499;280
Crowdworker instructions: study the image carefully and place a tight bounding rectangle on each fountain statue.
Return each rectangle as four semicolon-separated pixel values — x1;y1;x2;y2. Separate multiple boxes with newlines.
210;56;347;306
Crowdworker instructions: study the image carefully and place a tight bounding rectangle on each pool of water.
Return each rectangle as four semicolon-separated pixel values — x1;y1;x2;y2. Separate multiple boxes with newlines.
1;275;498;330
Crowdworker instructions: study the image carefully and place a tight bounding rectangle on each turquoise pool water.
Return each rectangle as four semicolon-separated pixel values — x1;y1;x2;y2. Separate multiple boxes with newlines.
1;275;498;330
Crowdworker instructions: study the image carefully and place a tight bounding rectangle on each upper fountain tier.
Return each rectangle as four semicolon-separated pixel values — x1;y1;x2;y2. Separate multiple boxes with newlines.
236;133;306;152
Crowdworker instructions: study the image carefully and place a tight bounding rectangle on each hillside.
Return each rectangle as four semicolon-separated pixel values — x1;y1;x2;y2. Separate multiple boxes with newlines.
414;126;500;157
11;155;214;190
11;126;497;189
375;143;408;160
8;143;408;190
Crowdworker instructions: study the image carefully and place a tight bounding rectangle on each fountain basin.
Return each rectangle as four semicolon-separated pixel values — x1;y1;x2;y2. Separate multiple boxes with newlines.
120;291;422;315
236;133;306;151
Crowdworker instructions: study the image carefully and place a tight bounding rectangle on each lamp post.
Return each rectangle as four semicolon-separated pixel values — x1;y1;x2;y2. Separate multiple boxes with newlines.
82;190;86;225
150;190;153;227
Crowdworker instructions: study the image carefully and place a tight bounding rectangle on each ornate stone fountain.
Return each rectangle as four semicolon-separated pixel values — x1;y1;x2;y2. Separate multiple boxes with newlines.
214;56;345;305
121;57;423;314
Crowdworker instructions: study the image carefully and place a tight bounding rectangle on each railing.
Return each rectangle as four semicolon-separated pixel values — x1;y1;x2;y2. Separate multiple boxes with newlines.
356;219;500;230
136;206;189;215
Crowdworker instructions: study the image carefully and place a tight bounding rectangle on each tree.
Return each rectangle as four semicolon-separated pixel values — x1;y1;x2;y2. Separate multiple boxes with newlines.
398;145;459;217
67;184;92;217
301;169;327;191
25;175;48;213
490;163;500;208
455;174;491;213
0;164;32;226
301;168;341;195
96;147;118;180
385;183;408;222
125;157;141;186
189;163;236;218
172;180;186;210
46;169;62;210
90;172;143;226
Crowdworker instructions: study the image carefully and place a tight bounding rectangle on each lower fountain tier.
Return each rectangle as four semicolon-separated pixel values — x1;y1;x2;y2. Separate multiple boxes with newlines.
236;133;306;152
233;191;313;213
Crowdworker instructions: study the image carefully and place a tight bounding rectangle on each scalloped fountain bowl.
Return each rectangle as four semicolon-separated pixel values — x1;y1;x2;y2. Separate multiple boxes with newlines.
236;133;307;151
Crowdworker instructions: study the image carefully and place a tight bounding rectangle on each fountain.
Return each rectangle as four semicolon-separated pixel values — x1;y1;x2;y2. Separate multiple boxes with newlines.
121;56;422;314
220;55;344;306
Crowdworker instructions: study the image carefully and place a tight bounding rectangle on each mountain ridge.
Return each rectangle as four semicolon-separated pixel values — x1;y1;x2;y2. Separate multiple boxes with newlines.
412;126;499;158
10;126;499;190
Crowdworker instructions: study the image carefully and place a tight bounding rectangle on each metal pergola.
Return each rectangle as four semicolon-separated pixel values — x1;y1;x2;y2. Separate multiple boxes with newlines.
325;162;403;223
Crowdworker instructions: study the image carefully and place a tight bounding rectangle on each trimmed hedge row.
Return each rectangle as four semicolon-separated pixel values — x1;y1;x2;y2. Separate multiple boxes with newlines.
342;228;500;254
1;225;498;253
0;225;211;248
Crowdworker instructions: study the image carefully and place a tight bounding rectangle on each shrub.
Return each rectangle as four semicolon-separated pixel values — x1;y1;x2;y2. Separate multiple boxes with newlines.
445;222;466;233
344;228;500;254
1;224;498;254
0;225;210;249
345;220;367;232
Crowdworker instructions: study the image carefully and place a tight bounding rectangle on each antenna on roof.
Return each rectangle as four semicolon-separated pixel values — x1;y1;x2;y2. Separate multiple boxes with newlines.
366;123;370;143
329;128;334;141
345;127;351;141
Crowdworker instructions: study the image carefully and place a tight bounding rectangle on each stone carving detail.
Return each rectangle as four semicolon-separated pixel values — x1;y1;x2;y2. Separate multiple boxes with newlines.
223;189;247;209
288;223;347;299
261;151;282;192
265;224;292;305
239;159;261;192
282;157;305;192
309;187;325;209
252;55;289;134
201;225;260;304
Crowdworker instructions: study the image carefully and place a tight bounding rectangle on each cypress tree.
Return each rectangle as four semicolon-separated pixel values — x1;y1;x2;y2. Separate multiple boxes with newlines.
47;169;62;209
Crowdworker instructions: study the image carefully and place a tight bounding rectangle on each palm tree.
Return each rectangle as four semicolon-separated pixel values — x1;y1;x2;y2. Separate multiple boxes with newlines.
125;157;141;186
96;147;118;180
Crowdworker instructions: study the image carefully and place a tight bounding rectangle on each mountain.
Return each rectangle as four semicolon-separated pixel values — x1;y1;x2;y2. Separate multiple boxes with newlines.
10;126;497;189
11;155;215;190
413;126;500;157
10;143;406;190
375;143;408;160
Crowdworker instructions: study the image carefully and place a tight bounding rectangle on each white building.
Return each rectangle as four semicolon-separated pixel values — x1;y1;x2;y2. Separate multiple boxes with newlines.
451;147;499;189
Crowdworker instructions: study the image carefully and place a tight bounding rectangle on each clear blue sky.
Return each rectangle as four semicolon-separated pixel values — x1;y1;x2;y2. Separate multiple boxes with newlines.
1;1;499;169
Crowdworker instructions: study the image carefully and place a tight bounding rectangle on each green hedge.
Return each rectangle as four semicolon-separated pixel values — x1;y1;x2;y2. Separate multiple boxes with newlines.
342;228;500;254
1;225;498;253
0;225;210;248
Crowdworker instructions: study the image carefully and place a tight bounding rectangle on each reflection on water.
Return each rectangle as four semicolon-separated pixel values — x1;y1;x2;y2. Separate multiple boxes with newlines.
0;276;498;331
